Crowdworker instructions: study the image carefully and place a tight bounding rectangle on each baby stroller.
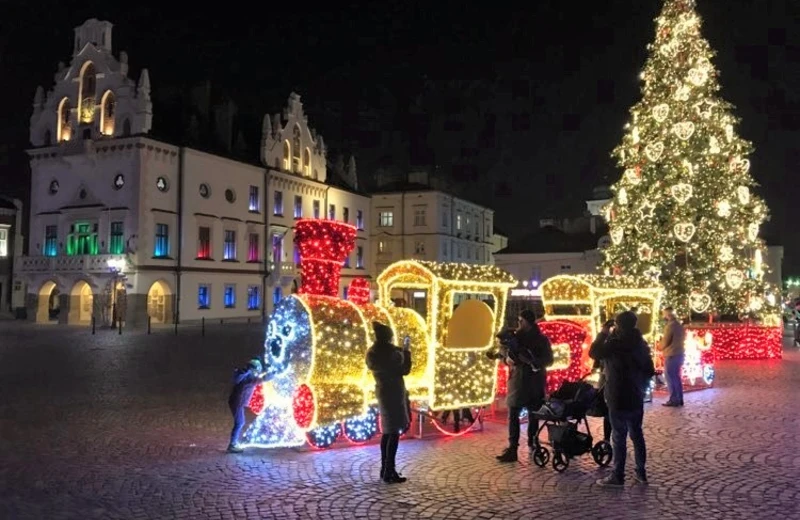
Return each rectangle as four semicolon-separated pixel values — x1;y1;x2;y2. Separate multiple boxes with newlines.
530;376;613;472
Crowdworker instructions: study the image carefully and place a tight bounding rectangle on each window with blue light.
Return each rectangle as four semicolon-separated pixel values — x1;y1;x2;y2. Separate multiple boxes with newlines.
343;286;349;300
294;195;303;218
313;200;320;218
273;287;283;305
247;285;260;310
198;284;210;309
44;225;58;256
293;247;300;265
273;191;283;216
343;254;350;268
356;246;364;269
248;185;260;212
223;230;236;260
154;223;169;257
224;284;236;308
356;209;364;230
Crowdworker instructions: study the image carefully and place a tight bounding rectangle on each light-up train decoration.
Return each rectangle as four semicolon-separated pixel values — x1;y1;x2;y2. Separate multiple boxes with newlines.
242;218;519;449
539;275;714;389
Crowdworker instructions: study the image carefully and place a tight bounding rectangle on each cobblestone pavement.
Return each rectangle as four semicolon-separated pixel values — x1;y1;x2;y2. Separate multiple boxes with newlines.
1;322;799;520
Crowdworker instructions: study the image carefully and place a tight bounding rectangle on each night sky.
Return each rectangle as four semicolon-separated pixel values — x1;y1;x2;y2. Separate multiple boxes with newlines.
1;0;798;273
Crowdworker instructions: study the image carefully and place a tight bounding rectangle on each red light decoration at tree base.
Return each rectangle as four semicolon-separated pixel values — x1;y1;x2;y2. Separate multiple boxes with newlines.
496;320;590;396
248;383;265;415
294;219;357;297
687;323;782;360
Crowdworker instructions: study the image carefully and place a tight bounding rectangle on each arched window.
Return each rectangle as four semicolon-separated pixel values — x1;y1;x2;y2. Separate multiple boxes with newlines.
79;62;97;124
100;91;115;136
282;140;291;170
303;148;311;176
122;118;131;136
292;125;301;173
58;98;72;142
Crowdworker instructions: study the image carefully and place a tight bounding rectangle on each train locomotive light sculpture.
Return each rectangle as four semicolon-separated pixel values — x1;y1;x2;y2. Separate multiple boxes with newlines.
242;218;518;449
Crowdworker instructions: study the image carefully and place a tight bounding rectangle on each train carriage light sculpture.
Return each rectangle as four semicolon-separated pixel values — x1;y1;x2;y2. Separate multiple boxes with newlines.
242;219;517;449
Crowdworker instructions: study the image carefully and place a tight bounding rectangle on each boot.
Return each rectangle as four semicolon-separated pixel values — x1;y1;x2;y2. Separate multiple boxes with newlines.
383;469;407;484
496;447;518;463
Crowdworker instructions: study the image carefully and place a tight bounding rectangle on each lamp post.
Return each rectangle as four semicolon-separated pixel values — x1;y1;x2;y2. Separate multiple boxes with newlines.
107;258;126;328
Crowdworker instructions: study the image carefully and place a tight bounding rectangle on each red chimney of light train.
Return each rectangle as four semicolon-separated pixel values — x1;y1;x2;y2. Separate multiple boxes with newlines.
293;219;358;297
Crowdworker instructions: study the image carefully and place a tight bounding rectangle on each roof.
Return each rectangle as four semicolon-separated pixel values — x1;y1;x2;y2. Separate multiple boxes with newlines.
370;181;436;194
496;226;601;254
379;259;517;285
493;225;508;237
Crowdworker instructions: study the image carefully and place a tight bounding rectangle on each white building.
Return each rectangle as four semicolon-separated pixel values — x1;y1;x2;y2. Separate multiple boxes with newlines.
18;19;371;326
261;93;371;309
370;172;495;276
0;197;24;317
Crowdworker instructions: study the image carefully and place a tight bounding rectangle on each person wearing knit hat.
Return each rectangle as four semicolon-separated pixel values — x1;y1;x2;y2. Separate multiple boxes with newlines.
589;311;656;487
226;358;269;453
496;309;554;463
366;321;412;483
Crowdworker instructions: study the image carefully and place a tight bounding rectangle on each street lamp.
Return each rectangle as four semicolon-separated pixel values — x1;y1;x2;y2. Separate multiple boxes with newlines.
107;258;126;327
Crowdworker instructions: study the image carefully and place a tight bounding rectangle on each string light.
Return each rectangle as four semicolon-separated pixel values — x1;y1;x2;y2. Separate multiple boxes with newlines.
687;323;782;360
601;0;779;320
243;231;519;449
377;260;518;410
540;274;664;344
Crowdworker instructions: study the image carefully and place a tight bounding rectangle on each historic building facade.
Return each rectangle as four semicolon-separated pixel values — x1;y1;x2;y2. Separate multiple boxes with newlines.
0;197;24;317
261;93;371;311
18;19;371;326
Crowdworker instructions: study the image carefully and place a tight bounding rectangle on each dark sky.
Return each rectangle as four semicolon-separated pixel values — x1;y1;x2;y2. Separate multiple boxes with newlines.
1;0;799;273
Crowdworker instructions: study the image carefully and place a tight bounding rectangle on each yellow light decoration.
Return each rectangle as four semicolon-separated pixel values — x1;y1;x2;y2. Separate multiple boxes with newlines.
603;0;779;319
540;274;664;347
377;260;517;411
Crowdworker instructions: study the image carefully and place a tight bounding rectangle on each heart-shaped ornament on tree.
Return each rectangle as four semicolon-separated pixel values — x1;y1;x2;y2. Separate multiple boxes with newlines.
725;268;744;289
610;228;624;245
736;186;750;204
674;222;696;242
670;183;693;204
645;142;664;162
716;200;731;217
747;223;759;241
690;292;712;313
729;157;751;175
652;104;669;123
672;121;695;140
688;68;708;86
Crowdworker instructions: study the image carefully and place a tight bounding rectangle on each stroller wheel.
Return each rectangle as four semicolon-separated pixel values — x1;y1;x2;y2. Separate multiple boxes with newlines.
552;451;569;472
591;440;613;467
532;446;550;468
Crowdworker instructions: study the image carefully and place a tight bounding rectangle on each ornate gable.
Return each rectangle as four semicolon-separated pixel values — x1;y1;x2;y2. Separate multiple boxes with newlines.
261;92;327;182
29;19;152;148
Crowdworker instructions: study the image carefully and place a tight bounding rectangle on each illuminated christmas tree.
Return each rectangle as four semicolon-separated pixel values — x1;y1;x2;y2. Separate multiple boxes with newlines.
602;0;778;319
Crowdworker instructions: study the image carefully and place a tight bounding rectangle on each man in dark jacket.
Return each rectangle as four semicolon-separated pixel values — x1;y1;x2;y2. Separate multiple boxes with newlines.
227;358;268;453
589;311;656;486
496;309;554;463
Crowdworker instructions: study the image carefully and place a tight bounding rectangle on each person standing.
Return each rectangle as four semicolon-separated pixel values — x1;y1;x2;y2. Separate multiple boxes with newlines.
366;322;412;484
590;311;655;487
496;309;553;463
226;358;268;453
659;306;686;407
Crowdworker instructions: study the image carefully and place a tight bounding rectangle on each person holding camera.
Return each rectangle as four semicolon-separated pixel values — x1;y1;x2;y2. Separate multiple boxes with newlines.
590;312;656;487
495;309;554;463
366;322;412;484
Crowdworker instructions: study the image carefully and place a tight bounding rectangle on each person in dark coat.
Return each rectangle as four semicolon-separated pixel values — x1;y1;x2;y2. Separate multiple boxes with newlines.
366;321;412;484
227;358;268;453
589;311;656;487
497;309;554;463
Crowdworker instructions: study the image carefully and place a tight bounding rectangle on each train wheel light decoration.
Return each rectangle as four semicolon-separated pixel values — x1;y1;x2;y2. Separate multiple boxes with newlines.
242;218;518;449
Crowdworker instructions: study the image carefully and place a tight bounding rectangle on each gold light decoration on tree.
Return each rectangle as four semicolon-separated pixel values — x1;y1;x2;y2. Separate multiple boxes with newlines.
602;0;779;319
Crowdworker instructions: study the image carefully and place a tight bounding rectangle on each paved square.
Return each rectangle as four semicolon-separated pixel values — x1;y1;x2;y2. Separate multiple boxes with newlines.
1;322;799;519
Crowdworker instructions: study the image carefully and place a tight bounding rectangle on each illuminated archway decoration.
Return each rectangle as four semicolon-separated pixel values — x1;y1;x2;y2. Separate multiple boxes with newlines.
242;229;517;449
